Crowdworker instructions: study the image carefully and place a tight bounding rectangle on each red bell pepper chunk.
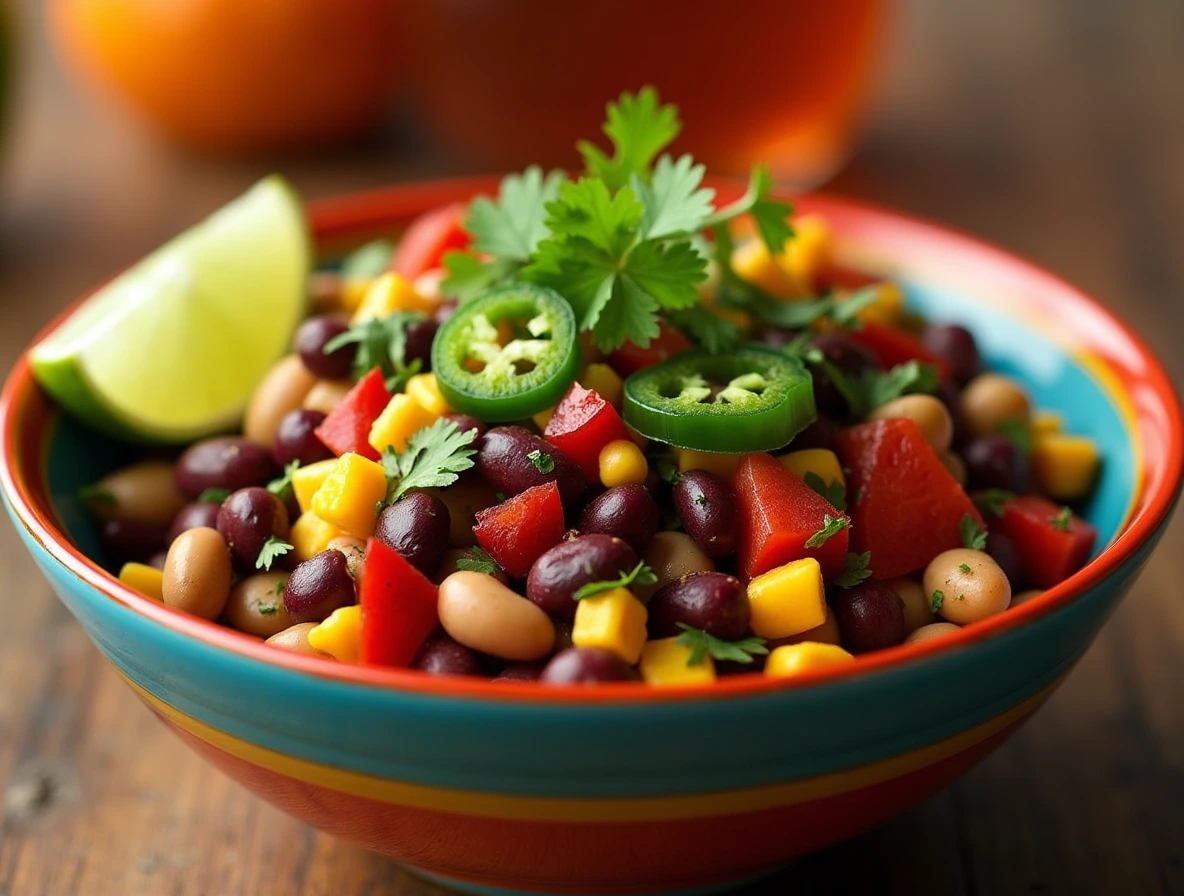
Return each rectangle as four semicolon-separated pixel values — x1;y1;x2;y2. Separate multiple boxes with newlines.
848;322;952;380
732;452;850;581
390;203;471;281
359;537;439;667
314;368;391;461
608;321;693;377
544;383;632;482
473;481;566;578
836;418;984;580
991;494;1097;588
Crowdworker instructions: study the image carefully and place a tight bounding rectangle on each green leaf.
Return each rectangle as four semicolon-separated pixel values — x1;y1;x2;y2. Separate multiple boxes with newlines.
274;578;287;596
1049;506;1073;532
623;239;708;310
527;449;555;473
674;623;769;666
864;361;941;410
524;238;618;331
267;460;301;502
958;562;973;574
998;419;1034;455
440;252;518;301
197;487;231;505
666;307;743;354
256;536;294;571
545;178;644;257
323;311;429;382
654;453;682;485
803;472;847;511
930;590;945;613
592;276;662;353
455;546;502;576
834;551;873;589
257;601;280;616
804;513;851;548
572;561;659;601
78;484;117;508
384;418;479;504
465;166;565;261
973;489;1015;518
341;239;395;281
578;87;681;191
830;286;883;330
959;513;988;551
705;165;794;255
634;154;715;239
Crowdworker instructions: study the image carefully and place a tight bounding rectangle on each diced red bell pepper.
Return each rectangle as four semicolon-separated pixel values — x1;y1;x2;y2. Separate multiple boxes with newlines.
360;537;439;667
473;481;566;578
837;418;984;580
544;383;632;483
991;494;1097;588
608;321;693;377
390;203;471;281
848;322;952;380
732;452;850;581
314;368;391;461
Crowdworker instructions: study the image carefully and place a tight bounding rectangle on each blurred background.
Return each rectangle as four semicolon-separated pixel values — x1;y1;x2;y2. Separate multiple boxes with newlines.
1;1;1182;894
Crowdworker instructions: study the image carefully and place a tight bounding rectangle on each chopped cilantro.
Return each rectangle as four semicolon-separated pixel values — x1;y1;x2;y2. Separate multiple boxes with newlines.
267;460;301;502
654;453;682;485
930;590;945;612
197;487;231;505
257;601;279;616
1050;506;1073;532
256;536;294;571
997;419;1034;455
274;578;287;596
379;418;478;507
527;449;555;474
455;546;502;576
863;361;941;411
958;562;973;574
804;514;850;548
675;623;769;666
573;562;658;600
803;471;846;510
834;551;873;589
959;513;988;551
323;311;427;385
578;86;681;191
973;489;1015;518
694;493;708;506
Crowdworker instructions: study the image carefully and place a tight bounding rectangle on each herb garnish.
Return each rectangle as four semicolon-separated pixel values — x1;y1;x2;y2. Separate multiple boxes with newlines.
257;601;279;616
997;419;1033;455
527;449;555;474
675;623;769;666
959;514;988;551
572;562;658;600
455;546;502;576
197;487;231;505
834;551;873;589
930;590;945;612
77;484;117;508
973;489;1015;518
379;418;478;507
267;460;301;502
1050;506;1073;532
256;536;294;571
323;311;426;389
958;562;973;574
804;514;850;548
803;471;846;510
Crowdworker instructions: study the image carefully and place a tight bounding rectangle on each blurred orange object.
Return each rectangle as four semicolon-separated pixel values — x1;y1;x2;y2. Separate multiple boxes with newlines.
49;0;402;154
404;0;884;186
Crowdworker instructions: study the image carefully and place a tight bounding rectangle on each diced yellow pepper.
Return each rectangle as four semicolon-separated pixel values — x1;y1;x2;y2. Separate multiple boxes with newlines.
599;439;648;488
1031;433;1100;501
775;214;832;292
118;562;164;601
310;452;388;539
708;304;753;331
340;277;373;312
731;238;800;299
532;404;557;432
308;605;362;663
405;372;453;417
673;448;744;479
292;458;339;514
351;272;436;323
778;449;846;489
640;637;716;686
290;511;347;563
1031;411;1064;438
572;587;648;664
747;557;827;639
369;394;439;455
581;363;624;409
765;642;854;678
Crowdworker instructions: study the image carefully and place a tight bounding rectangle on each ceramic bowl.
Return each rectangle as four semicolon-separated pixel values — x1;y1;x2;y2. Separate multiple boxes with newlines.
2;180;1181;896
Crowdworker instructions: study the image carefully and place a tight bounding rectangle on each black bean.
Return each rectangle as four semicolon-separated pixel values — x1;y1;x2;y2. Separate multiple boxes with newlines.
648;572;750;640
963;435;1029;493
476;426;585;507
294;315;355;380
216;488;290;569
375;493;451;576
577;485;659;552
274;409;333;467
167;501;222;545
526;534;640;621
986;531;1023;587
282;550;356;624
99;519;166;566
175;437;279;500
540;648;639;684
405;318;439;369
495;662;546;682
921;324;983;386
672;471;738;558
412;632;485;676
832;582;906;653
808;332;880;419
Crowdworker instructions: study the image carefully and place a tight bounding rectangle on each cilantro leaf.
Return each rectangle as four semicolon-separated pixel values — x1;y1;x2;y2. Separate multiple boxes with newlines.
78;484;117;509
267;460;301;502
257;601;280;616
654;453;681;485
1050;506;1073;532
623;239;707;310
675;623;769;666
323;311;428;383
341;239;395;281
958;562;973;574
998;420;1034;455
931;590;945;612
572;561;659;600
704;166;793;255
830;286;883;330
864;361;941;410
834;551;873;588
545;178;644;256
634;154;715;239
382;418;478;505
256;536;294;571
589;276;661;353
803;472;847;511
959;513;988;551
804;514;851;548
455;546;502;576
197;487;231;505
466;166;565;261
274;578;287;596
973;489;1015;518
441;252;518;301
527;449;555;473
666;306;743;354
578;87;681;191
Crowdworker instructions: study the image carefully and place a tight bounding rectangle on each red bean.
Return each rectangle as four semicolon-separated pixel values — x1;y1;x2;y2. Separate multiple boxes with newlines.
526;534;640;621
282;550;356;623
412;632;485;676
672;471;738;558
921;324;983;386
175;437;279;500
831;582;906;653
167;501;222;545
405;318;439;369
476;426;585;507
986;531;1023;586
375;493;451;576
442;414;488;441
540;648;639;684
495;662;546;682
273;409;333;467
808;332;880;419
216;488;291;569
99;519;166;566
294;315;355;380
963;435;1029;493
578;485;659;552
648;572;750;640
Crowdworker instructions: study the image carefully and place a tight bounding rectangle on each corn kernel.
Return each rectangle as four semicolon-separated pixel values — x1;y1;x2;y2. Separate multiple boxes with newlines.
1031;433;1100;501
673;448;744;479
640;637;716;686
1031;411;1064;438
292;458;339;514
351;272;436;323
532;404;557;432
765;642;855;678
405;372;453;417
775;214;832;292
747;557;827;639
340;277;373;312
778;449;846;489
572;587;648;664
599;439;649;488
308;605;362;663
290;512;347;563
118;562;164;601
731;238;800;299
581;363;624;408
310;452;388;539
369;393;439;455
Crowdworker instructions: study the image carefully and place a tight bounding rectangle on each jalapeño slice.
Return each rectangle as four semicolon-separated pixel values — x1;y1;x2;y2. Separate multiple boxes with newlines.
623;346;816;453
432;283;580;421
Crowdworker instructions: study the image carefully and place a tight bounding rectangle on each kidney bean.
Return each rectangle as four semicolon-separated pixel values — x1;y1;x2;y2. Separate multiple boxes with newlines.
985;531;1023;586
921;324;982;385
639;532;715;601
578;485;659;552
295;315;355;380
224;572;293;638
82;461;186;527
963;434;1029;493
162;527;232;620
99;518;166;566
375;493;451;576
476;426;585;507
525;534;640;621
175;437;279;500
244;355;319;447
831;581;906;653
167;501;222;545
266;622;332;657
273;409;333;468
672;471;737;558
442;414;488;441
405;318;439;369
437;571;555;661
283;550;356;624
216;487;291;569
495;662;546;682
648;572;750;640
933;379;970;448
540;647;639;684
808;332;880;419
412;632;485;676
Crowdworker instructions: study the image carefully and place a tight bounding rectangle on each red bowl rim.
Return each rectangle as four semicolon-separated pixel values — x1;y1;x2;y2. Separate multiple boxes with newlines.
2;176;1181;705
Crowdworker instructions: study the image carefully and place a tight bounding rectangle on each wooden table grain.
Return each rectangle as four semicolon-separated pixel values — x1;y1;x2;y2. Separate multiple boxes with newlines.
1;1;1182;894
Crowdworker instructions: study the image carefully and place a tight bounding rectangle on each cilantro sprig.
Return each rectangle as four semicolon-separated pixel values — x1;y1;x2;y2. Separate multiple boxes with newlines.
572;562;658;601
379;418;478;507
973;489;1015;518
803;472;846;510
197;487;231;505
1050;506;1073;532
256;536;294;571
267;460;301;503
804;514;850;548
834;551;873;589
675;623;769;666
455;546;502;576
800;353;940;420
959;514;988;551
323;311;426;390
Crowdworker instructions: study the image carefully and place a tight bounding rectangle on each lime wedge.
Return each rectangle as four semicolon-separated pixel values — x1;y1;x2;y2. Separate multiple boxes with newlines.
31;176;311;443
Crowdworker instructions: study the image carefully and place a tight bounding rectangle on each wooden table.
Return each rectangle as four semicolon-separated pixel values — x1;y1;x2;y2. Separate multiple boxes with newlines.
1;1;1182;894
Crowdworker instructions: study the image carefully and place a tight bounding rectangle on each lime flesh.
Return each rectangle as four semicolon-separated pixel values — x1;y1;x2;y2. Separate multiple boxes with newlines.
31;176;311;443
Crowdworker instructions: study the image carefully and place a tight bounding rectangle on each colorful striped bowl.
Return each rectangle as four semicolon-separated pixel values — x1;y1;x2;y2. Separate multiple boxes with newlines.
2;181;1181;896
